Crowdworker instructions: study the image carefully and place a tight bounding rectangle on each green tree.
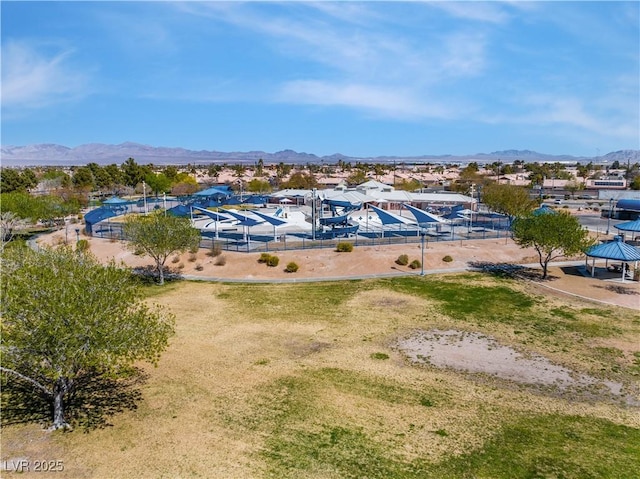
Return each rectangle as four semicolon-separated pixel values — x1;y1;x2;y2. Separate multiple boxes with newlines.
122;158;147;188
255;158;264;177
163;165;178;181
0;247;175;429
247;179;271;193
72;166;95;189
281;172;318;189
512;211;593;279
482;184;538;223
0;168;28;192
346;170;366;186
564;180;583;199
123;212;201;285
144;173;172;197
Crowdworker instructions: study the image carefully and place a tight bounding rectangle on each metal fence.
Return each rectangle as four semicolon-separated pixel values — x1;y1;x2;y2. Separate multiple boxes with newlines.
89;213;512;254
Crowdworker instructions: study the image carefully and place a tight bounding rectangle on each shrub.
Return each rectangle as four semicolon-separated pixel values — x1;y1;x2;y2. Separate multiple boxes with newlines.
370;352;389;360
177;263;185;269
188;253;197;262
395;254;409;266
409;259;422;270
336;242;353;252
207;242;223;257
266;255;280;267
258;253;272;263
189;244;199;254
76;239;90;252
195;263;204;271
442;255;453;263
285;262;299;273
214;255;227;266
171;255;180;264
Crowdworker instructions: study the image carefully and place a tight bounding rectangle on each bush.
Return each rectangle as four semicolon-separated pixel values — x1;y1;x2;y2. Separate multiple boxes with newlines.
442;255;453;263
188;253;197;262
258;253;272;263
76;239;90;252
207;242;223;257
171;255;180;263
336;242;353;252
266;255;280;267
409;259;422;270
370;352;389;360
195;263;204;271
189;244;199;254
395;254;409;266
214;255;226;266
285;262;299;273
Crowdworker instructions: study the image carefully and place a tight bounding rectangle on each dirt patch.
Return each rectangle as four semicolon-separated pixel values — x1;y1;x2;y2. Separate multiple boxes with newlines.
396;329;637;405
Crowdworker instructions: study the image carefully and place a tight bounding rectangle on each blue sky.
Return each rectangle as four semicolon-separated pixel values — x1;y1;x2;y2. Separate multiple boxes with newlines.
2;1;639;158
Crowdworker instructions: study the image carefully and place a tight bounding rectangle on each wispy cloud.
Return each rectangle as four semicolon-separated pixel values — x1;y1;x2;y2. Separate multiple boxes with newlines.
429;2;512;24
278;80;455;120
177;2;489;119
1;40;89;110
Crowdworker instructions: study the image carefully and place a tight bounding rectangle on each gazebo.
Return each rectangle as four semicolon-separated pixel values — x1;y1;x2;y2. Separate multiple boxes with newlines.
614;219;640;244
585;236;640;282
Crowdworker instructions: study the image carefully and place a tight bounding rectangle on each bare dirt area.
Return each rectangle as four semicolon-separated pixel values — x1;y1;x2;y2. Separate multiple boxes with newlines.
395;329;635;405
37;229;640;309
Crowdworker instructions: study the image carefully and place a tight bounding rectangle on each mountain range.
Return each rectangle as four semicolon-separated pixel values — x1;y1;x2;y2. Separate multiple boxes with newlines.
1;142;639;167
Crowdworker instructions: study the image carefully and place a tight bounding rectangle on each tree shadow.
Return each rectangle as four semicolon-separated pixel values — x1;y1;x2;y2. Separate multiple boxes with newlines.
467;261;550;281
1;368;149;431
130;265;183;285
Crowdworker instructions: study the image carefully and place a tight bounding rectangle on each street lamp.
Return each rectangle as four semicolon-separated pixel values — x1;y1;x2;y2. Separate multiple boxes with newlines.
606;197;613;235
75;228;80;244
420;227;427;276
142;181;148;215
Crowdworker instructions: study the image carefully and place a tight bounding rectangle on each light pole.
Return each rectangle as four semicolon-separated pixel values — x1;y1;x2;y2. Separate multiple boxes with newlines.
142;181;148;215
75;228;80;244
420;227;427;276
311;188;317;241
606;197;613;235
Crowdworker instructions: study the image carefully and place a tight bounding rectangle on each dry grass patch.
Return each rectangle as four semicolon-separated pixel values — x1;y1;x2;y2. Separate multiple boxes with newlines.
2;276;639;478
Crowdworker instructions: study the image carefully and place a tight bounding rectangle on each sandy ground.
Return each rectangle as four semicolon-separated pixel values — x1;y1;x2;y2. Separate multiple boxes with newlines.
38;229;640;310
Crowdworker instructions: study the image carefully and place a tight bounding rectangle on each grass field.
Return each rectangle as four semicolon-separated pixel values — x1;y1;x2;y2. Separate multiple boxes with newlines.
2;273;640;478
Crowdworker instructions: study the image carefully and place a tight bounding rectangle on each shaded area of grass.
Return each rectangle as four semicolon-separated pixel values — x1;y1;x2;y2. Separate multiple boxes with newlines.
430;414;640;479
1;369;147;431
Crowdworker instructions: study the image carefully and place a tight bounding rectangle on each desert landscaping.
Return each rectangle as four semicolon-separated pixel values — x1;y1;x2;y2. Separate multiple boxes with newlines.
38;228;640;310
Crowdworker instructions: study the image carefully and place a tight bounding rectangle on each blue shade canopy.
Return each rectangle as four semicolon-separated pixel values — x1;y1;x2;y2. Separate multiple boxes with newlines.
532;205;558;216
167;204;191;217
615;219;640;232
252;210;288;227
402;203;446;223
84;208;119;234
219;208;263;227
191;206;233;222
102;196;129;205
586;236;640;261
368;205;414;225
617;199;640;212
193;187;230;198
